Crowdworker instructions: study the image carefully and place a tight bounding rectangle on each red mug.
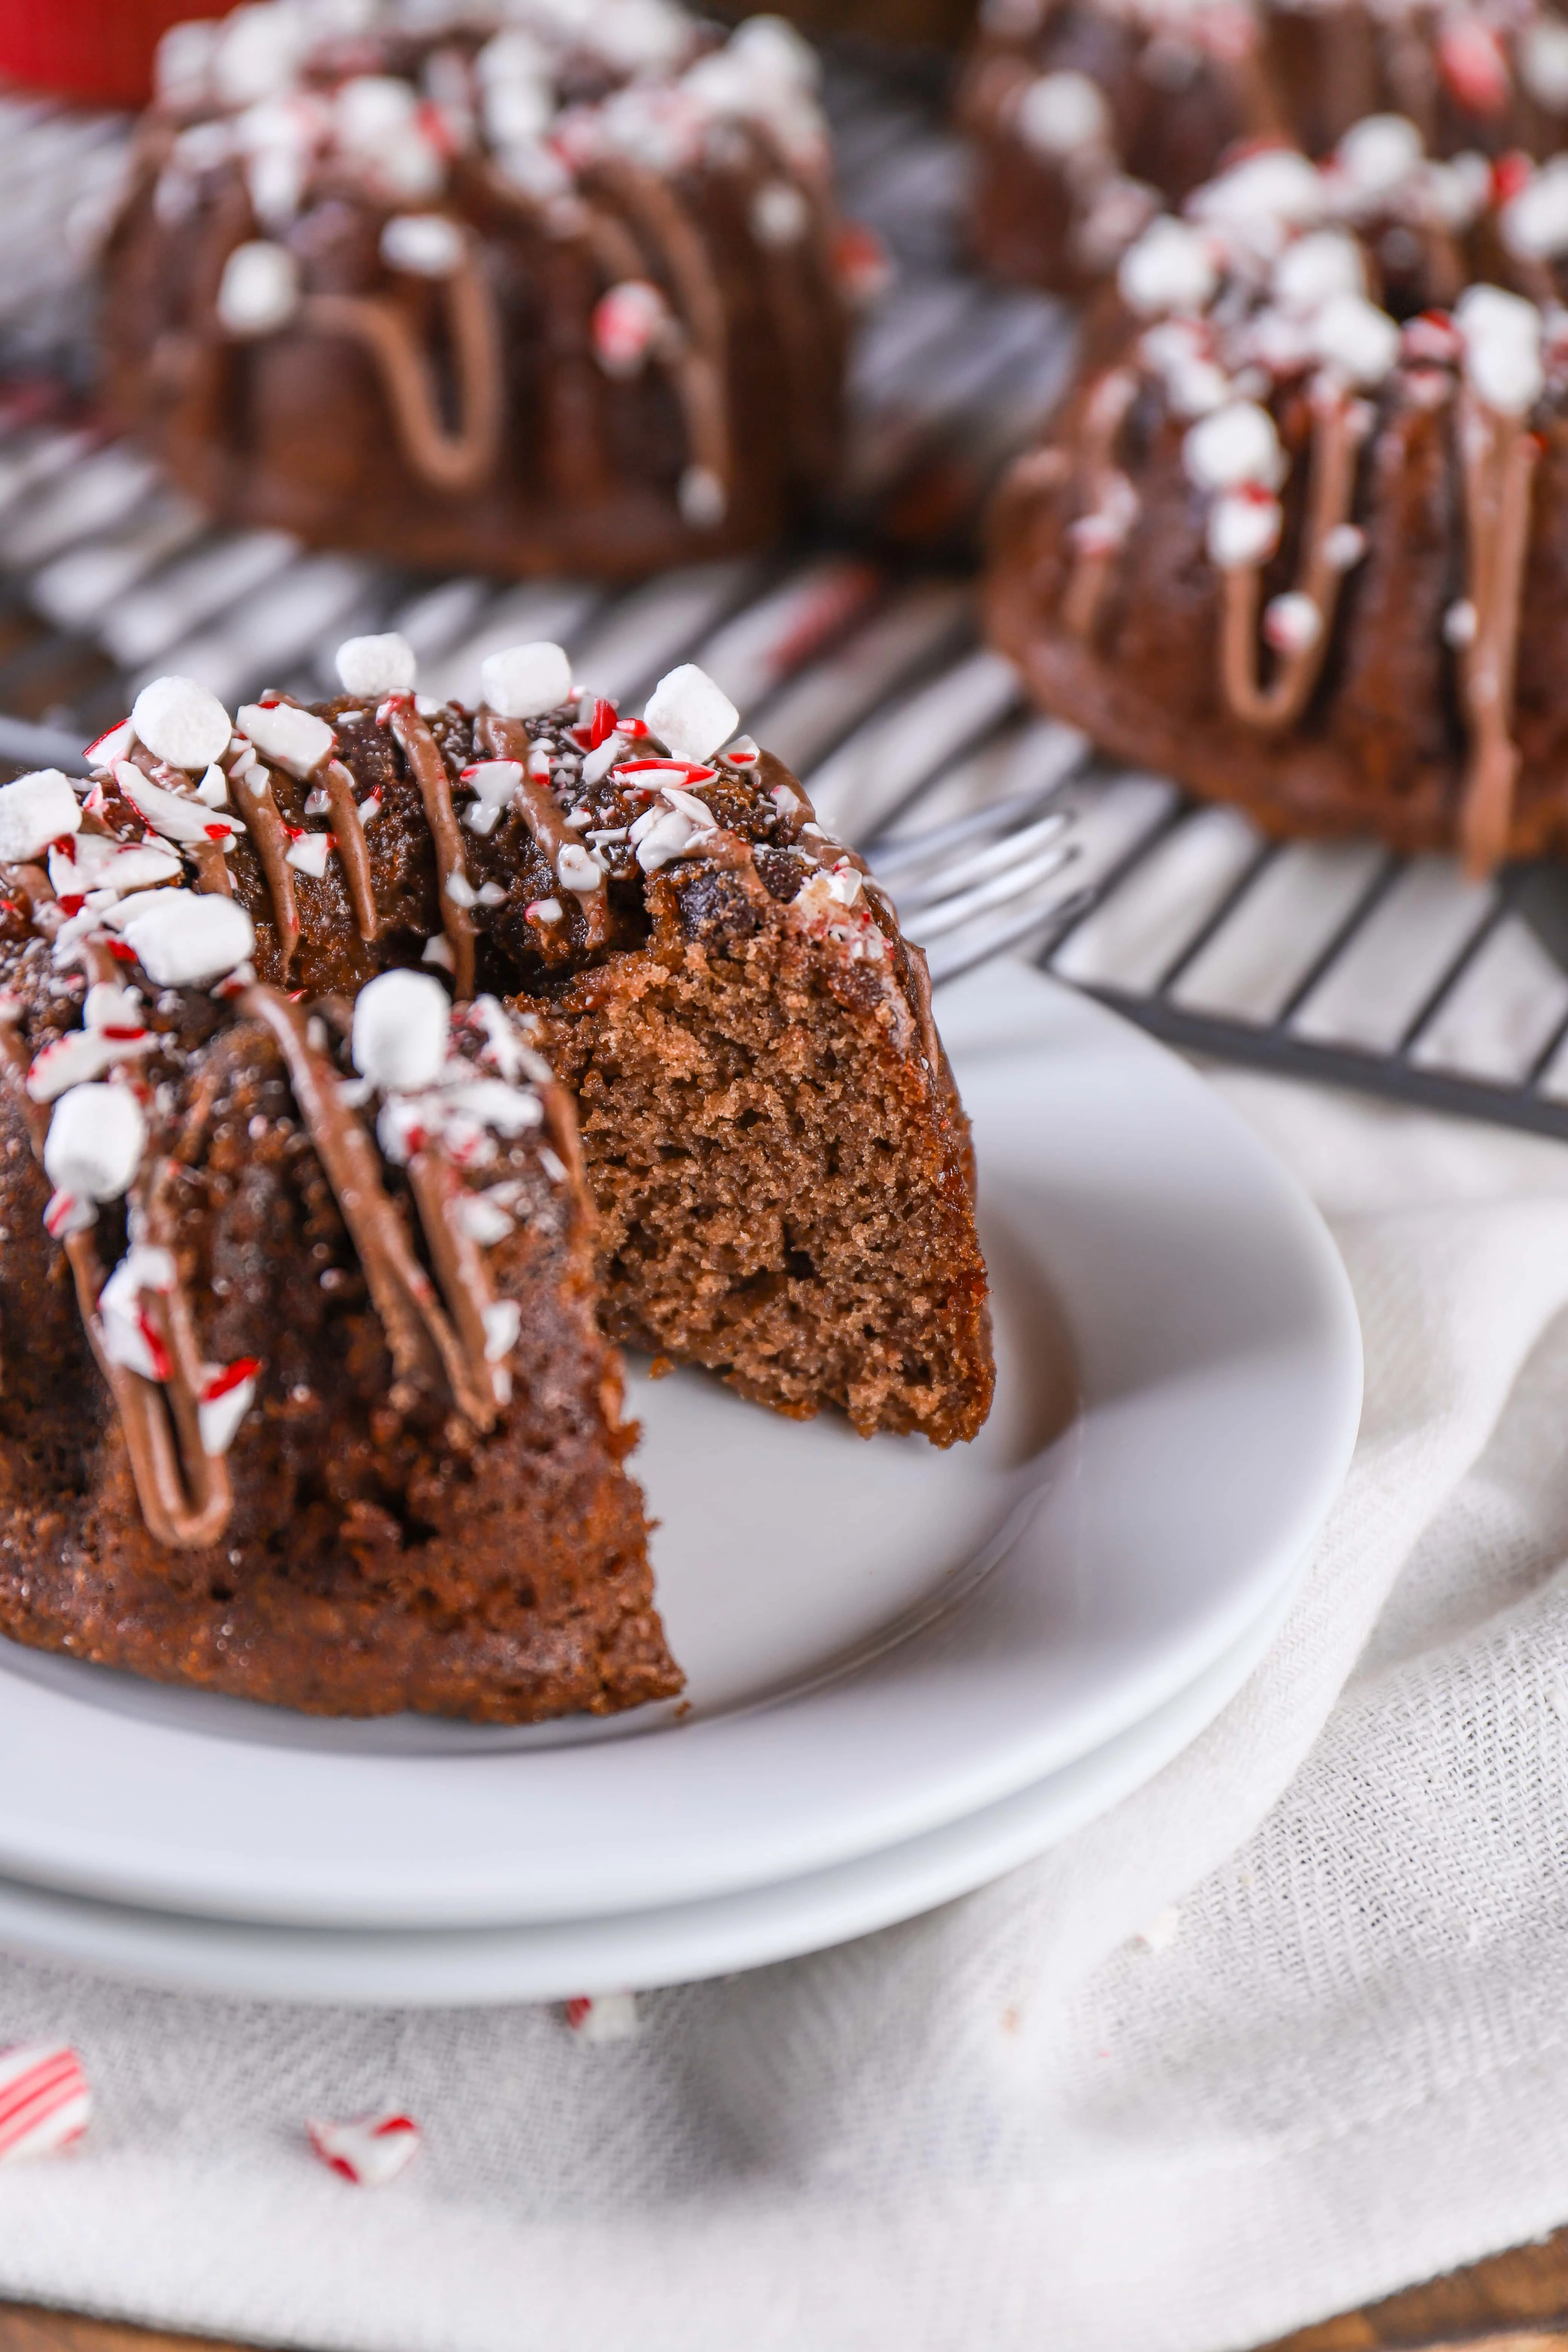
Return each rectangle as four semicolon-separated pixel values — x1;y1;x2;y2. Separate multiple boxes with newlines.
0;0;233;108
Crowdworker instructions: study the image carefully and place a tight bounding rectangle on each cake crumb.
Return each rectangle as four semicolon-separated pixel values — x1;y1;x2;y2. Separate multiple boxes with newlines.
648;1354;675;1380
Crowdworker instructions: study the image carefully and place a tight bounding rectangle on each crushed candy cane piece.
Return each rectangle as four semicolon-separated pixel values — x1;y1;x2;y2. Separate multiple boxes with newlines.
565;1992;638;2043
0;2045;90;2164
237;700;335;780
307;2109;421;2187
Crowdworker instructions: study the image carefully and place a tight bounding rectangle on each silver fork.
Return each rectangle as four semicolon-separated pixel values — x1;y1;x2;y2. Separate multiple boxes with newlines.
867;786;1085;987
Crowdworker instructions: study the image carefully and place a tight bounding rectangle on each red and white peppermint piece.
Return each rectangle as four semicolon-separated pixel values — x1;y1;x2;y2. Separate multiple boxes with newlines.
307;2109;420;2187
84;718;134;770
1438;18;1510;116
0;2044;90;2163
565;1991;638;2043
198;1360;261;1457
591;278;670;378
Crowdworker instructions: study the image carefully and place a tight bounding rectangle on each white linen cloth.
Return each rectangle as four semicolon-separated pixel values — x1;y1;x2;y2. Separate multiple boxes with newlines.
2;1070;1568;2352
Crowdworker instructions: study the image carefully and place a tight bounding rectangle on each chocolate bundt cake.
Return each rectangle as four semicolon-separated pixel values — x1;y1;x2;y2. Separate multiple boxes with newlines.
962;0;1568;293
0;638;992;1716
102;3;852;576
986;130;1568;873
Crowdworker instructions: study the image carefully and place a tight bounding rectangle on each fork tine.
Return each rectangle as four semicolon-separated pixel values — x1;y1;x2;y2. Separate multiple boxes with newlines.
867;769;1086;880
910;838;1080;941
892;807;1072;916
925;887;1099;988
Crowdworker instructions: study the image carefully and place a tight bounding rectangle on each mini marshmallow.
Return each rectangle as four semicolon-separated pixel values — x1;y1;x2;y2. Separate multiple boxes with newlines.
336;634;417;698
750;179;811;248
381;214;465;277
1334;112;1423;198
237;700;335;778
677;465;727;528
1456;282;1545;414
1522;17;1568;109
1182;401;1283;492
480;642;573;720
0;770;82;863
1272;231;1365;314
1118;217;1217;316
131;675;233;772
1312;292;1401;386
1016;69;1109;158
214;3;305;108
117;891;257;987
644;663;739;765
1502;159;1568;261
352;969;452;1093
216;239;300;337
1207;490;1282;569
44;1084;147;1203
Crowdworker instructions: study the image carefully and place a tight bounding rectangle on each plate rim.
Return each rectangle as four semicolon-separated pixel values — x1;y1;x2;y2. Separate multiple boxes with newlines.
0;1546;1312;2006
0;964;1362;1927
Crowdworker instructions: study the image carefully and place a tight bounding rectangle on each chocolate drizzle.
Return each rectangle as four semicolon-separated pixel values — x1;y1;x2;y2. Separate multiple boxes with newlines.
388;702;477;996
1456;389;1540;876
1219;388;1369;730
230;756;300;971
477;710;609;952
239;985;497;1432
1063;368;1139;643
320;757;380;943
300;244;504;497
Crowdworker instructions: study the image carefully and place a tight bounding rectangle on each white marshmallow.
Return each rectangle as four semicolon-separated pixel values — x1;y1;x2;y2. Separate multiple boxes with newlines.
1016;69;1110;159
0;770;81;863
1522;18;1568;110
479;642;573;720
44;1084;147;1203
131;675;233;772
1272;231;1365;315
1183;401;1284;492
1118;217;1217;316
335;633;417;698
216;239;300;337
643;663;739;764
1207;491;1282;569
351;969;452;1093
380;214;465;278
118;891;256;988
1502;159;1568;262
1334;113;1423;198
750;180;811;248
214;3;304;107
1456;283;1545;414
1312;292;1401;386
236;700;335;778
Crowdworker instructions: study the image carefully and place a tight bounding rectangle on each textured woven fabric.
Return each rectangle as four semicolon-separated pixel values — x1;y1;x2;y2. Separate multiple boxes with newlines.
3;1071;1568;2352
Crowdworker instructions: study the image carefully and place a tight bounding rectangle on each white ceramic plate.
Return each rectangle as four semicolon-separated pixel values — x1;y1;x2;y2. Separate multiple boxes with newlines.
0;965;1361;1928
0;1548;1309;2005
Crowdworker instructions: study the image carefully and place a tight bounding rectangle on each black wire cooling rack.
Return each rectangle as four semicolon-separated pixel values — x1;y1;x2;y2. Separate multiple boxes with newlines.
2;49;1568;1143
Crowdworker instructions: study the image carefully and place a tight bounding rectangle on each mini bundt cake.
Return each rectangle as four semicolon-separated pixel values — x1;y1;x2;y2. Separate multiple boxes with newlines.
986;130;1568;874
0;637;992;1716
962;0;1568;293
102;2;853;576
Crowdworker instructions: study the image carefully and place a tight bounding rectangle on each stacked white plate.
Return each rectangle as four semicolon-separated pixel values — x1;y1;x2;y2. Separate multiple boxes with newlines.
0;966;1361;2006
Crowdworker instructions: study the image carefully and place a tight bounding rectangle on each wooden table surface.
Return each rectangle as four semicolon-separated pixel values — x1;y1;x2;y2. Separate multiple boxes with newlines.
5;2229;1568;2352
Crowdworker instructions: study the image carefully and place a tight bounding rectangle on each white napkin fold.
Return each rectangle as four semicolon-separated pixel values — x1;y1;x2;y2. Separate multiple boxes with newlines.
3;1070;1568;2352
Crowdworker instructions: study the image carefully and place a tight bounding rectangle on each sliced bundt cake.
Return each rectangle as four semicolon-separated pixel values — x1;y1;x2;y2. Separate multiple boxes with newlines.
0;634;992;1716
